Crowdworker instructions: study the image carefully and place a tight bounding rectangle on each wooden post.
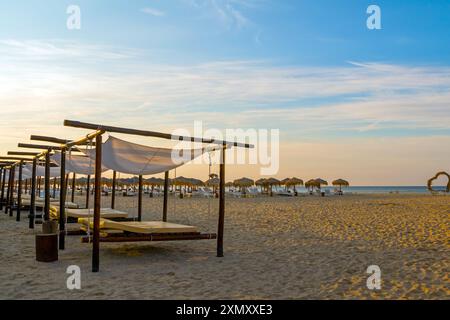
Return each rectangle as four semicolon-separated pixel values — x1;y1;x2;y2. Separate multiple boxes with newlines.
59;148;66;250
138;175;143;222
92;135;102;273
217;144;226;257
8;165;15;217
16;161;23;221
44;150;50;221
71;173;76;203
24;178;28;195
0;168;5;210
163;171;169;222
29;158;37;229
37;176;41;198
52;177;57;199
85;175;90;209
111;171;116;209
5;167;12;214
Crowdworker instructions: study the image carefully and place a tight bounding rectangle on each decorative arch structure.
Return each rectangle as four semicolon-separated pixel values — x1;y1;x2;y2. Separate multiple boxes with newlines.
427;172;450;193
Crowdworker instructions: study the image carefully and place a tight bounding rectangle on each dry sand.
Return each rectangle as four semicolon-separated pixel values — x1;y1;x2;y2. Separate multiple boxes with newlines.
0;193;448;299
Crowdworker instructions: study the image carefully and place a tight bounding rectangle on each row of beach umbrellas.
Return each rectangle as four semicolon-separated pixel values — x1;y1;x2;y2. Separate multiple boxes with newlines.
74;176;350;191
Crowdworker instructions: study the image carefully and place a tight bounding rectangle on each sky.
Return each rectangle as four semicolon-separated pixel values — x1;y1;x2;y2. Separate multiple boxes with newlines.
0;0;449;185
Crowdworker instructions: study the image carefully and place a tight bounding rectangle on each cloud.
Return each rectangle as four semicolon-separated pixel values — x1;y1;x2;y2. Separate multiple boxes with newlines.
140;7;165;17
0;39;449;141
184;0;262;29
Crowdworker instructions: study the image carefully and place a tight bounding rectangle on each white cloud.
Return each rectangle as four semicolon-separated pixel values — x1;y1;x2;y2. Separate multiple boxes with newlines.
140;7;165;17
0;39;449;140
184;0;263;29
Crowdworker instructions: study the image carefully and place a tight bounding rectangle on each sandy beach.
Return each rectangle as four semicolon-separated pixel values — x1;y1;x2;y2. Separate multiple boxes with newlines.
0;193;448;300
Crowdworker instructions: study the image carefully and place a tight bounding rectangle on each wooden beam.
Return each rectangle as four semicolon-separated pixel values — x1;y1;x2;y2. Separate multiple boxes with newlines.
82;233;217;243
138;175;143;222
217;143;226;257
8;165;15;217
30;135;69;144
7;151;39;156
18;143;60;151
111;171;116;209
4;167;12;214
85;175;90;209
64;120;254;148
16;161;23;221
64;130;104;149
59;148;66;250
71;173;76;203
0;156;34;162
163;171;169;222
0;168;5;210
29;158;37;229
92;134;102;273
44;151;51;221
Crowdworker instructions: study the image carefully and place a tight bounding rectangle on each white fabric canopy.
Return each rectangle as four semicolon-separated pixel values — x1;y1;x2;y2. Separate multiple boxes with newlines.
86;136;217;175
51;151;108;175
24;163;60;178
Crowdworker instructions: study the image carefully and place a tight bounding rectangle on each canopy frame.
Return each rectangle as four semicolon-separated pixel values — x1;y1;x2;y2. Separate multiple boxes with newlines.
63;120;253;272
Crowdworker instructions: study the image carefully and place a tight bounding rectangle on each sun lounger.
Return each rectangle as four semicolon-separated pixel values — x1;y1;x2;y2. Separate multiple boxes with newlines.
21;197;79;209
49;206;128;220
78;218;216;243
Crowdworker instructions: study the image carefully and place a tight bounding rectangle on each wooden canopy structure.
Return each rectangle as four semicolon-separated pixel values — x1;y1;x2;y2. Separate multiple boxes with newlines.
61;120;254;272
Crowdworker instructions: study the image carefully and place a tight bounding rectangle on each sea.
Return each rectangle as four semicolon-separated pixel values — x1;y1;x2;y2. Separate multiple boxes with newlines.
275;186;448;194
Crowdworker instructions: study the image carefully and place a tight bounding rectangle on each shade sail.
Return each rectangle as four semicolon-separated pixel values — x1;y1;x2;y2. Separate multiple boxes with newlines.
24;163;60;178
51;151;108;175
86;136;217;175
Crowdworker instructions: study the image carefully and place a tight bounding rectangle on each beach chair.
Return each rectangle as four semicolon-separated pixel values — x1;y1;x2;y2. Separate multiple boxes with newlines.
49;206;129;223
79;218;217;243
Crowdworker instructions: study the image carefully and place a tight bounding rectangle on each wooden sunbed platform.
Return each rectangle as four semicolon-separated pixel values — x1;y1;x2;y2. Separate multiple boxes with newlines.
78;218;216;243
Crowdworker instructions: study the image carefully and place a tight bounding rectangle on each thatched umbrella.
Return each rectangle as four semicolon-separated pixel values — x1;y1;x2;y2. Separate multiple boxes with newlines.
286;177;304;193
281;178;291;191
146;177;165;186
266;177;280;195
205;177;220;194
173;176;192;193
305;179;319;192
233;177;254;194
255;178;268;192
332;179;349;192
314;178;328;190
189;178;205;191
225;182;234;188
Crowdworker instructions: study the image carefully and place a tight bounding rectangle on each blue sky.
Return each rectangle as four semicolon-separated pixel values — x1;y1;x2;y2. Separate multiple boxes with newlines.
0;1;449;184
0;0;449;65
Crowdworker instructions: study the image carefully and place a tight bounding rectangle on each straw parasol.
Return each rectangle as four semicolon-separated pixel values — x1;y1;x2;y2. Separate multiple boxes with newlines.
190;178;205;187
233;177;254;193
233;177;254;187
286;177;304;193
314;178;328;189
281;178;291;190
266;177;280;186
205;177;220;187
146;177;165;186
225;182;234;188
255;178;268;192
305;179;319;191
332;179;349;192
265;177;280;195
